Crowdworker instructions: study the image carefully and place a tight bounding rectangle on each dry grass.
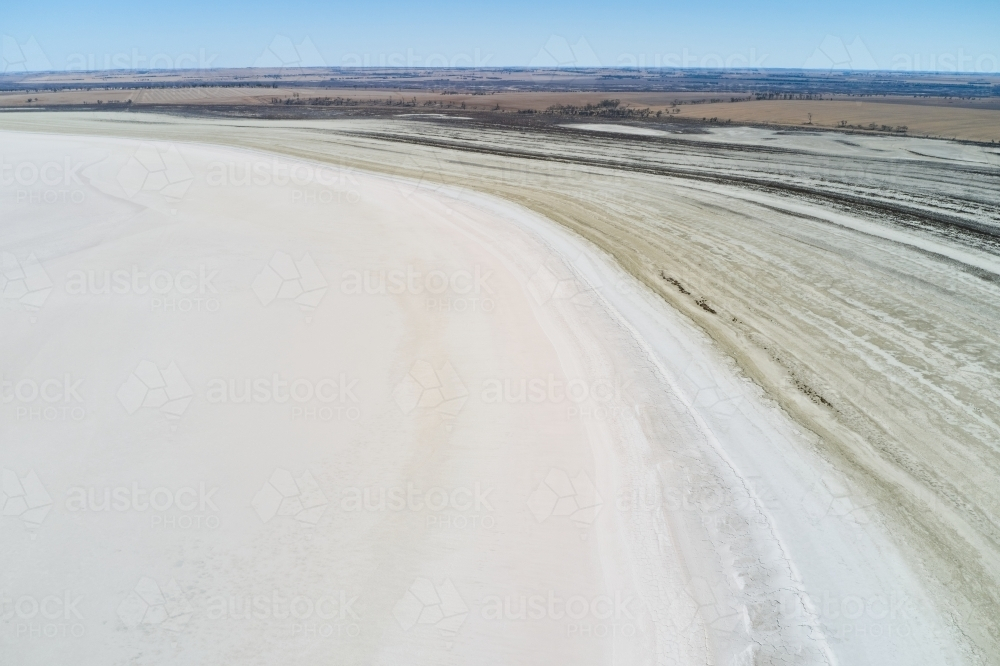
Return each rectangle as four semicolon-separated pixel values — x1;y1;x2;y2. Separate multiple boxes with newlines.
3;85;999;142
671;99;1000;142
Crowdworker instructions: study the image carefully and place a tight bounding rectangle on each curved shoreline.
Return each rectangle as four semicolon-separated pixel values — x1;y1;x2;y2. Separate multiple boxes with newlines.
1;113;996;663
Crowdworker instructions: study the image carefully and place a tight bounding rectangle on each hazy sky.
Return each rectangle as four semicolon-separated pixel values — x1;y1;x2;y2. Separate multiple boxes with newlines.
2;0;998;73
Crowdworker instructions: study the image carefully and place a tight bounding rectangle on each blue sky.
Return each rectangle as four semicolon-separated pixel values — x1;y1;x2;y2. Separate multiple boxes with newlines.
2;0;998;73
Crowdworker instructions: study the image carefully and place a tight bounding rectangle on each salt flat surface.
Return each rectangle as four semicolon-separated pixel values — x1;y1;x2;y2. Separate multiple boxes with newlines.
563;123;672;137
0;127;970;664
398;113;473;120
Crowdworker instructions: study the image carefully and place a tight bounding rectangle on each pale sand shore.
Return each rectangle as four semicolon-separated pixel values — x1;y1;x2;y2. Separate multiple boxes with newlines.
562;123;673;137
0;113;997;664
